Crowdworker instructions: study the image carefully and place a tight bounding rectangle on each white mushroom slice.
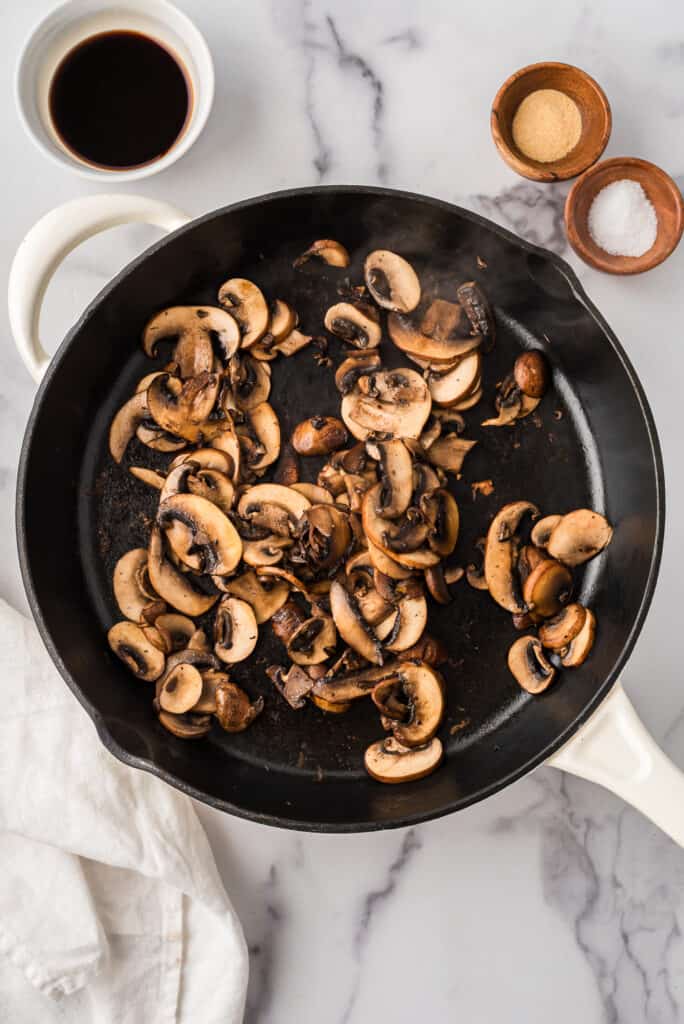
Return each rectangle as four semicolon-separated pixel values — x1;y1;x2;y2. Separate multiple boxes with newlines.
211;424;241;484
273;329;312;357
243;535;292;567
561;608;597;667
230;354;271;411
148;527;218;617
142;306;240;370
374;610;399;641
288;616;337;666
341;369;431;442
530;514;563;549
129;466;165;489
389;663;445;746
113;548;161;622
108;621;166;681
426;436;477;474
385;595;428;652
268;299;298;342
237;484;311;522
159;462;195;503
484;501;539;614
364;251;421;313
214;597;259;664
187;469;235;515
242;402;281;470
109;391;149;463
324;302;381;349
217;278;269;348
508;635;556;694
159;663;203;714
158;493;242;576
366;439;413;519
546;510;613;567
220;569;290;623
154;613;196;652
291;483;334;504
295;238;350;268
171;448;233;475
364;735;443;783
329;580;383;665
388;311;479;364
428;352;482;407
147;372;221;443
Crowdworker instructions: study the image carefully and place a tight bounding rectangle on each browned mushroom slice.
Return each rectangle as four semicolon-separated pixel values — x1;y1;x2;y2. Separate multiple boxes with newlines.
186;468;235;515
366;439;413;519
273;329;312;357
268;299;298;342
334;352;382;394
329;580;383;664
341;369;431;442
424;564;451;604
159;663;203;714
427;489;459;557
187;628;210;652
291;482;334;505
143;306;240;372
481;388;522;427
354;585;394;628
147;372;221;443
220;569;290;623
158;461;195;503
386;663;445;746
148;527;218;617
172;448;233;475
397;633;448;666
113;548;162;622
364;735;443;783
484;501;539;613
508;635;556;694
514;351;549;398
242;534;292;567
372;676;410;719
154;613;196;652
217;278;269;349
522;558;573;618
561;609;597;667
193;669;230;713
466;537;488;591
229;353;271;411
364;251;421;313
429;352;481;407
270;599;308;646
109;391;149;463
421;299;476;348
299;504;352;573
528;516;559;550
367;539;413;580
456;281;496;350
361;484;439;570
214;597;259;664
237;483;311;524
287;615;337;666
539;603;587;651
450;386;483;411
135;370;167;393
211;424;242;484
240;402;281;471
385;595;428;653
295;239;350;268
158;494;242;575
158;710;212;739
267;663;315;709
215;682;264;733
311;693;352;713
324;302;381;349
546;510;613;566
130;466;166;489
108;621;166;681
388;311;478;365
312;663;402;704
292;416;348;456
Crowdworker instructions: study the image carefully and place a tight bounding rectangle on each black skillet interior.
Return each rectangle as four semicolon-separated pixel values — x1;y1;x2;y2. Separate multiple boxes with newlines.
17;187;663;831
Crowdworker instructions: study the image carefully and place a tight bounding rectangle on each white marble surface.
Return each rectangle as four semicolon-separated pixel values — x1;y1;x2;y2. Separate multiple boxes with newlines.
3;1;684;1020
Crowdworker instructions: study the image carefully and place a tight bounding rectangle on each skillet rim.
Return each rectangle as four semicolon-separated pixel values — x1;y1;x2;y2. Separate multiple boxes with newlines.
15;184;665;832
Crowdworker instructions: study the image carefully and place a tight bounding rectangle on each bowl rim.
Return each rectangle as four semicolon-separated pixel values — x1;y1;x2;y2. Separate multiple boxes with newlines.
564;156;684;274
491;60;612;183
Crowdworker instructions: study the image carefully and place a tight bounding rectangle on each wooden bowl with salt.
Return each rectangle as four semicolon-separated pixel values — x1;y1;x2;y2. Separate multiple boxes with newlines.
564;157;684;274
491;62;611;182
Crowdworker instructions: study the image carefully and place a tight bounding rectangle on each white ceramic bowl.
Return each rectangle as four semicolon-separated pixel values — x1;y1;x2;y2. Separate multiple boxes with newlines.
16;0;214;181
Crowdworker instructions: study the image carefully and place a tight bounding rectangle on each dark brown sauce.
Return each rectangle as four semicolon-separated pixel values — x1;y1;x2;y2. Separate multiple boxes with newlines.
49;30;191;171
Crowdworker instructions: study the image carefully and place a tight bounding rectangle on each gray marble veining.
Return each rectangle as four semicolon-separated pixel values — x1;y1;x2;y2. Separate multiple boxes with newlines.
2;1;684;1021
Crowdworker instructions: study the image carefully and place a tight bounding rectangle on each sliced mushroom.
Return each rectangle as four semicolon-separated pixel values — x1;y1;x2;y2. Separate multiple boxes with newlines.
425;436;476;475
154;613;196;652
388;312;478;364
364;735;443;783
158;710;212;739
221;569;290;623
386;663;445;747
539;603;587;651
561;609;597;667
268;299;298;342
311;693;352;713
214;597;259;664
329;580;382;664
267;663;315;709
292;416;348;456
334;352;382;394
466;538;488;591
272;443;299;487
450;386;483;411
428;352;482;408
456;281;496;350
159;461;195;503
243;534;292;567
427;490;459;557
341;369;431;442
397;633;448;666
217;278;269;348
484;501;539;613
385;595;428;653
237;483;311;524
362;484;440;569
424;564;452;604
172;448;233;475
187;468;235;515
514;351;549;398
287;615;337;665
522;558;572;618
192;669;230;713
481;388;522;428
158;494;243;575
113;548;162;622
147;372;221;443
215;682;264;732
143;306;240;371
508;635;556;694
324;302;381;349
364;251;421;313
148;527;218;617
210;425;241;484
291;482;334;505
159;663;204;714
546;510;614;567
295;239;350;268
240;402;281;470
273;329;312;357
130;466;166;489
367;540;413;580
298;504;352;573
108;621;166;681
109;391;149;463
230;353;271;410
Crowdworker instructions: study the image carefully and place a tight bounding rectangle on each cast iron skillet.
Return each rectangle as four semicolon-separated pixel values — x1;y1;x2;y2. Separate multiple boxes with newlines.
16;186;664;832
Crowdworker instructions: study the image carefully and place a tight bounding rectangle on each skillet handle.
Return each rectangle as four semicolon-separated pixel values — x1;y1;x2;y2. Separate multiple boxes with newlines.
8;194;190;382
548;681;684;846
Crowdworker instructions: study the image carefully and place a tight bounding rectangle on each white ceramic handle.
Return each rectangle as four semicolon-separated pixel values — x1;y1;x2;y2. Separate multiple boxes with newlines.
8;194;190;382
549;682;684;845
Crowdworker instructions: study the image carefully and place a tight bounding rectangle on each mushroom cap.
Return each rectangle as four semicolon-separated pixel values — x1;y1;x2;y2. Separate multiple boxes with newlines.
508;635;556;694
324;302;381;349
364;251;421;313
217;278;269;349
215;682;264;732
521;558;573;618
484;501;539;614
364;735;443;783
214;597;259;664
514;351;549;399
546;510;613;567
108;621;166;681
292;416;348;457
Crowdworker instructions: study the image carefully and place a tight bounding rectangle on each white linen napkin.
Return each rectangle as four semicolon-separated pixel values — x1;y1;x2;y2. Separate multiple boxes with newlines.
0;598;248;1023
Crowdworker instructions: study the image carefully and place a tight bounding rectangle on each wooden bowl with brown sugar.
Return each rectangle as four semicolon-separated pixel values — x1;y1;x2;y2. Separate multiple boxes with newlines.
565;157;684;274
491;62;611;182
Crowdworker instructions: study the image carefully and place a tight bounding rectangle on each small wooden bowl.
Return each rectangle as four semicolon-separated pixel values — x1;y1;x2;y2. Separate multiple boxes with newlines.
565;157;684;274
491;62;611;182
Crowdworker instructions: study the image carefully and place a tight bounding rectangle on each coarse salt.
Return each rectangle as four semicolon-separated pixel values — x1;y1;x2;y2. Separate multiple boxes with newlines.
587;179;658;258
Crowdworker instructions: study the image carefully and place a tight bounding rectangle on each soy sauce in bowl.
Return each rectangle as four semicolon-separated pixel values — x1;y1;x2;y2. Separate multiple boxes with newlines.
49;31;191;171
